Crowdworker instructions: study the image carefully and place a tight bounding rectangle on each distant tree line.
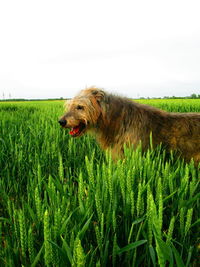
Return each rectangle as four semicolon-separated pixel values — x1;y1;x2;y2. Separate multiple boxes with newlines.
0;97;68;102
139;93;200;100
0;94;199;102
163;93;200;99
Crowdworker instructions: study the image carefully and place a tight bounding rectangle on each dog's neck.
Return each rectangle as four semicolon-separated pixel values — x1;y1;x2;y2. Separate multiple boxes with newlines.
93;94;168;151
93;95;137;149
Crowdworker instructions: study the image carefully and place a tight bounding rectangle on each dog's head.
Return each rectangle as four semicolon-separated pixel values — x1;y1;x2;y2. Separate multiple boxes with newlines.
59;87;105;137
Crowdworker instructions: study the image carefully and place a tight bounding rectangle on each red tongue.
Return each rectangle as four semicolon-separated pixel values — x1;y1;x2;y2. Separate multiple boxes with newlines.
69;126;79;135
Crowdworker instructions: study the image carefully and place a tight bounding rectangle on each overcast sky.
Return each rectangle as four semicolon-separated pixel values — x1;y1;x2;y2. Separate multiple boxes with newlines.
0;0;200;99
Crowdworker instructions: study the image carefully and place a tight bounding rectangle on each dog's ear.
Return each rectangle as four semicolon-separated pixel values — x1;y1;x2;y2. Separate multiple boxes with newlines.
91;89;105;103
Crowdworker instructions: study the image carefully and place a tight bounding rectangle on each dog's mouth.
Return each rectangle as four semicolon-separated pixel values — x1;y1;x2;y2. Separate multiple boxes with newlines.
69;122;86;137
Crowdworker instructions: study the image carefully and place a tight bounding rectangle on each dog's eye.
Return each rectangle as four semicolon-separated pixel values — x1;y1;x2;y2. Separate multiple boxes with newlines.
76;105;84;110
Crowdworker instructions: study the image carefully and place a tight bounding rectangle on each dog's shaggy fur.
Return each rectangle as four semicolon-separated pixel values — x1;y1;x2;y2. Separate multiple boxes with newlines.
59;87;200;165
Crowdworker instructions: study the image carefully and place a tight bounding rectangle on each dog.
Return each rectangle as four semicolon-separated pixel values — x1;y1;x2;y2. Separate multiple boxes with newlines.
59;87;200;165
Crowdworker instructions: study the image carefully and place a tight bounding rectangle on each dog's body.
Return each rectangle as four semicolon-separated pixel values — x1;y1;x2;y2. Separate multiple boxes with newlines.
59;87;200;165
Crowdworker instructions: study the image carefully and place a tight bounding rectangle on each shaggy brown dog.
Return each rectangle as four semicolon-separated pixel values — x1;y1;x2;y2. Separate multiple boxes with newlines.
59;87;200;165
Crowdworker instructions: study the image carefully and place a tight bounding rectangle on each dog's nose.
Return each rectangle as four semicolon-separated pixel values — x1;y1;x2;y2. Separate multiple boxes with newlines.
58;119;67;126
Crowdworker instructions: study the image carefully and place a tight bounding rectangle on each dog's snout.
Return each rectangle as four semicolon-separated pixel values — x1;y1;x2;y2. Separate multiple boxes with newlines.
58;119;67;126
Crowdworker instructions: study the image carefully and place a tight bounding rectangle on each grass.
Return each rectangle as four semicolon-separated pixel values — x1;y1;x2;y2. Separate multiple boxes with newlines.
0;99;199;266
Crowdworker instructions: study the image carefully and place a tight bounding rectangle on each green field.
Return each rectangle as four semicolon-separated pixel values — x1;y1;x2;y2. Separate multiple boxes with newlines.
0;99;199;266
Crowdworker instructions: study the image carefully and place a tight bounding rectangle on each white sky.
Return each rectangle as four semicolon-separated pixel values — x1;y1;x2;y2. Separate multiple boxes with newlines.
0;0;200;99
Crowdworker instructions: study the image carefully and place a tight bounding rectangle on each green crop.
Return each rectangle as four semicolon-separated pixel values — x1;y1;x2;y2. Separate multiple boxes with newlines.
0;99;199;266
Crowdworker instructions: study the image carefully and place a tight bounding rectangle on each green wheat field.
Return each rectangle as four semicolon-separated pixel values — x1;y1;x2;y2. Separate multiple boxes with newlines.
0;99;199;266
